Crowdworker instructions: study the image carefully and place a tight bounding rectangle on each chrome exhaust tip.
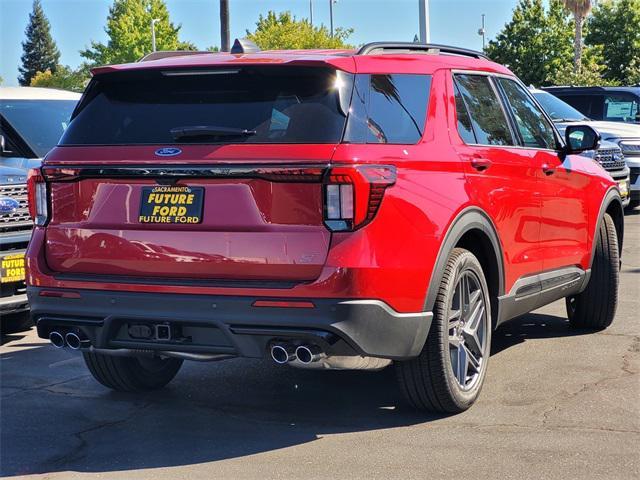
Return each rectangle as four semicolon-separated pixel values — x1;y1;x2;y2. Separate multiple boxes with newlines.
49;331;65;349
65;332;88;350
295;345;325;364
270;344;296;364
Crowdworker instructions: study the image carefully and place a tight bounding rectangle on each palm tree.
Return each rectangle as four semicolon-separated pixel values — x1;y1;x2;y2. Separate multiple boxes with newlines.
563;0;593;72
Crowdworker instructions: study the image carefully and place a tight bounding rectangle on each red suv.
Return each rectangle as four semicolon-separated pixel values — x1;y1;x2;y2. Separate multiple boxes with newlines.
26;42;624;413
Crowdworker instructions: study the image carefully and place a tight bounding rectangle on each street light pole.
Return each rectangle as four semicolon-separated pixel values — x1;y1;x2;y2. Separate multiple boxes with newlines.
478;13;486;51
310;0;313;26
151;18;159;52
418;0;430;43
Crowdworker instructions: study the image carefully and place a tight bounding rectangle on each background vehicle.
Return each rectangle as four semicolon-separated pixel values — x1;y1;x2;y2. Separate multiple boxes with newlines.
533;88;640;209
543;86;640;124
0;87;80;331
530;88;631;207
27;43;623;413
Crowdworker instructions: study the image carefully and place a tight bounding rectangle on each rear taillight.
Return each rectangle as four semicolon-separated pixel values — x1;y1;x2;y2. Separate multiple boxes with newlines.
324;165;396;231
27;168;48;226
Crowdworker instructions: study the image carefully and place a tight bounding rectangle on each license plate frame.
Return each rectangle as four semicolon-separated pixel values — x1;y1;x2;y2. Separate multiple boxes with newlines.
138;186;205;224
1;253;26;284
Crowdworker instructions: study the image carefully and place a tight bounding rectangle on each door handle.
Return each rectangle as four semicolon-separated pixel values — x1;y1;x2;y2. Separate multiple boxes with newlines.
471;157;492;172
542;163;556;176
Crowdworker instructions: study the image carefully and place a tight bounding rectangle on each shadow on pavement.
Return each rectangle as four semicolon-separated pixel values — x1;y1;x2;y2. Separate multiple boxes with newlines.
1;311;582;476
491;312;592;356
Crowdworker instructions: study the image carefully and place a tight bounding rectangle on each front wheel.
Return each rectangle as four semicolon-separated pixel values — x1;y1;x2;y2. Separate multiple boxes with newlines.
83;352;183;392
396;248;492;413
566;213;619;330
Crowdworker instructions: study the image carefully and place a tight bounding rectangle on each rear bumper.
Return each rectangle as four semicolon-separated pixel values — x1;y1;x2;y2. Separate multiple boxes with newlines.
28;287;432;360
0;293;28;314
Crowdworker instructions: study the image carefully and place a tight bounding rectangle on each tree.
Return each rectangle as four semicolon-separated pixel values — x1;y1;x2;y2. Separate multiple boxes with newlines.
586;0;640;84
562;0;592;72
549;45;619;86
18;0;60;86
485;0;574;86
30;65;88;92
81;0;196;66
246;11;353;50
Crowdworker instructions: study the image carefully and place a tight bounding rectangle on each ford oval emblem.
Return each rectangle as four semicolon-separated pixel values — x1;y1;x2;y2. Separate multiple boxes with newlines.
0;197;20;216
155;147;182;157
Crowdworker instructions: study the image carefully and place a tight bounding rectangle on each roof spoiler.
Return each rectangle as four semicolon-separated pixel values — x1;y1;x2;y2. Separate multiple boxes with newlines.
357;42;488;60
138;50;211;62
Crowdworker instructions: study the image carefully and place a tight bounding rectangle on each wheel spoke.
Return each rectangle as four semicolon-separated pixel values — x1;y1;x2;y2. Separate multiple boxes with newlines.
463;344;481;373
457;343;468;385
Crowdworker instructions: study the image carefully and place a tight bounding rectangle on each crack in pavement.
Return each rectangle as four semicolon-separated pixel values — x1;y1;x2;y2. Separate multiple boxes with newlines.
540;336;640;428
0;374;91;399
44;401;154;468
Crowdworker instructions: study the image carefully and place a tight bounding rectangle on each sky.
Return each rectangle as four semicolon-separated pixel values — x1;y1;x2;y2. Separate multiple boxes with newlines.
0;0;522;86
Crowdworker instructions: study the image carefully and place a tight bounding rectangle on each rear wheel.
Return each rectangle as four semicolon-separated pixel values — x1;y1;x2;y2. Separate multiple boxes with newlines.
83;352;183;392
396;248;492;413
566;213;619;330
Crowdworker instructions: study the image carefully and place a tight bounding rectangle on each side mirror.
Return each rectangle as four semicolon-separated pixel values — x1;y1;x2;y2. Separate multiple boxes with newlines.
564;125;601;154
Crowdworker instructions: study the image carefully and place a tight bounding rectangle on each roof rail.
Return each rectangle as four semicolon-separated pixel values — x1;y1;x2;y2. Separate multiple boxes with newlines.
138;51;211;62
357;42;488;60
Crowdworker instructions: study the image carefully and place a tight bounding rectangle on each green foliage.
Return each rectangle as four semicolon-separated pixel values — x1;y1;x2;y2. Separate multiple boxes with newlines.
30;65;89;92
19;0;61;86
549;45;620;86
80;0;196;66
586;0;640;85
246;11;353;50
485;0;574;86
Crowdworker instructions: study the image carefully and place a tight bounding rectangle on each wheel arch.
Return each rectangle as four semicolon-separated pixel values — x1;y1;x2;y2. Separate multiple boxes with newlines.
592;187;624;267
424;207;505;330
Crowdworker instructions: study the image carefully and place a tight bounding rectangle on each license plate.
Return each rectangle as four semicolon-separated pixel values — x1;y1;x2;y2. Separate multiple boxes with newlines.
618;179;629;198
1;253;25;284
139;186;204;224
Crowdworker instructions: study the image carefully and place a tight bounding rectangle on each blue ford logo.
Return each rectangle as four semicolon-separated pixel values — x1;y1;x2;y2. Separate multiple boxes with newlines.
0;197;20;216
155;147;182;157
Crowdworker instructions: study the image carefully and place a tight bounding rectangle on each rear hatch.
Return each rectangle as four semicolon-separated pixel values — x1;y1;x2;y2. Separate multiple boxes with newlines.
43;65;354;284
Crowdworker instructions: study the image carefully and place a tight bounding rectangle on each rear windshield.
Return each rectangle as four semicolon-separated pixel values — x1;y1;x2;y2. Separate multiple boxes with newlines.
61;66;353;146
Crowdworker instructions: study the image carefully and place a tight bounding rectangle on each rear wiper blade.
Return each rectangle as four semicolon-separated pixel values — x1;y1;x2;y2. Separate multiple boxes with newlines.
170;125;257;139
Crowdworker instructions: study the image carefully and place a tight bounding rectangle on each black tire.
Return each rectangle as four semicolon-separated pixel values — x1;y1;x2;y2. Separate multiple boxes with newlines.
396;248;492;413
626;198;640;210
566;213;619;330
1;311;32;334
83;351;183;392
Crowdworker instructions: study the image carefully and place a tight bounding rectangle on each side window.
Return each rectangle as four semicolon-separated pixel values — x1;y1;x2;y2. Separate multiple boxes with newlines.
454;74;513;146
454;83;476;144
497;78;558;149
367;74;430;144
603;94;639;123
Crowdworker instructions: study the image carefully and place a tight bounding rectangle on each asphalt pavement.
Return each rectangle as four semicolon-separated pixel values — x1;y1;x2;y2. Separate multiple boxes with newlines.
1;211;638;479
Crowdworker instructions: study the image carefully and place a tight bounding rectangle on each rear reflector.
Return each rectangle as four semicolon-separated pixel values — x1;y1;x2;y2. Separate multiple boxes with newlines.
39;290;81;299
252;300;316;309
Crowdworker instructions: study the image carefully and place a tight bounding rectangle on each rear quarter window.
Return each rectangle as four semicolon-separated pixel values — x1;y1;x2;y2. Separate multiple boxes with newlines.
344;74;431;144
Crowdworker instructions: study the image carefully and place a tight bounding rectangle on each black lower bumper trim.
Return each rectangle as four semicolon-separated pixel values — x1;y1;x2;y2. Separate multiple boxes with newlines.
28;287;433;360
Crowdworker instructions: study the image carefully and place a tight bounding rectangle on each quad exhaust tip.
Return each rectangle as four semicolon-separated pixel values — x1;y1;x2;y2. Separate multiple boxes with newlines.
65;332;88;350
270;344;297;364
49;331;65;349
295;345;325;364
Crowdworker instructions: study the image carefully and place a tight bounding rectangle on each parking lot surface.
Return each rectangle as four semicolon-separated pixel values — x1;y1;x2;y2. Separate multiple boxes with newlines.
1;212;639;480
